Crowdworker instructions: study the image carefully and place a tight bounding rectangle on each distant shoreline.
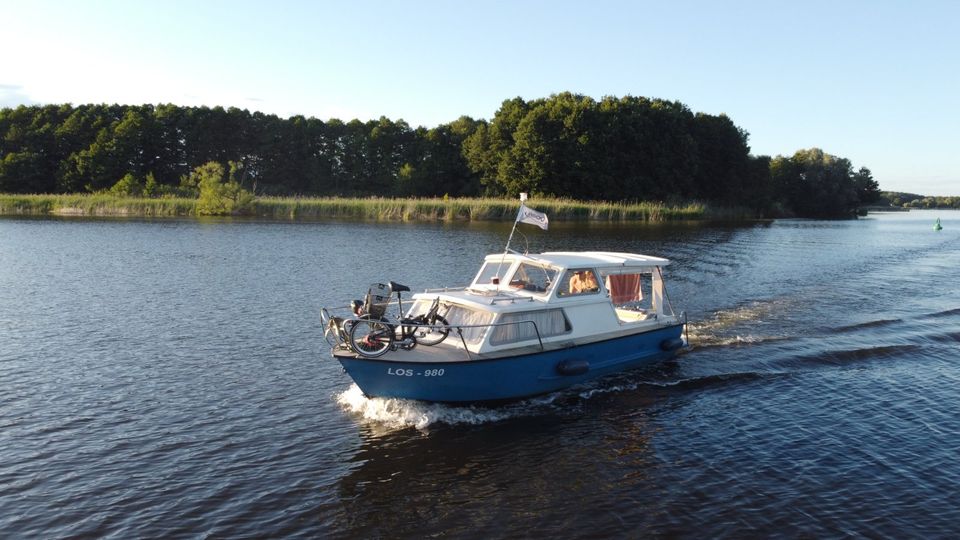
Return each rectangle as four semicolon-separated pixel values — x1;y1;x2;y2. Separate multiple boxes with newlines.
0;194;764;222
860;205;910;213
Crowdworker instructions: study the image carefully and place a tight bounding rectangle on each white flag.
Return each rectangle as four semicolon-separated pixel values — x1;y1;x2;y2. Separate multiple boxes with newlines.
516;204;549;230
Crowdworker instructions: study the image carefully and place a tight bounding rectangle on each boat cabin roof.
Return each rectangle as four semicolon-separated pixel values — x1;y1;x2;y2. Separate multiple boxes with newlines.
537;251;669;268
484;251;670;270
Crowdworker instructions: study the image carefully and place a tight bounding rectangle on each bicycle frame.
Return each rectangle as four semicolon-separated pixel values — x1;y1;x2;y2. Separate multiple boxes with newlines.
328;282;451;358
391;289;443;346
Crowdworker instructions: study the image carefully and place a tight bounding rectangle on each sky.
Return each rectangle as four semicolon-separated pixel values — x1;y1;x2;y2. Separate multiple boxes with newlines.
2;0;958;195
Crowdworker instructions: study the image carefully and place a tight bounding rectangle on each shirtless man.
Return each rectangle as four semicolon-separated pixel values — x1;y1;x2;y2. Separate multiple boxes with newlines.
569;269;598;294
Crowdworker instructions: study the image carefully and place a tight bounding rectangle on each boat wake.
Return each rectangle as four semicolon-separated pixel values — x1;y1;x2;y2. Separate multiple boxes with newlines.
570;370;780;399
919;307;960;319
686;299;792;349
335;368;785;431
336;384;553;431
686;333;774;348
782;344;922;368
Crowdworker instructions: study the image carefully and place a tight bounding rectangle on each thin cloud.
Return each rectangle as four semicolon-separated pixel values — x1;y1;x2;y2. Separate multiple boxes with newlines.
0;84;36;107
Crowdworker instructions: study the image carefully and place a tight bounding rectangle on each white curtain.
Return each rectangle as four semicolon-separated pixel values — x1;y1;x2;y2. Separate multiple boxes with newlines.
443;305;494;345
652;268;674;316
490;309;570;346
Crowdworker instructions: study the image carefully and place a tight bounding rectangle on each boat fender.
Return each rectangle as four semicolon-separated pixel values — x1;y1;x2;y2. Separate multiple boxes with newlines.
660;337;684;352
556;359;590;376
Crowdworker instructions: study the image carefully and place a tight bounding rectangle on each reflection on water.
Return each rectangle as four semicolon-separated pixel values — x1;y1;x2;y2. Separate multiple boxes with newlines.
1;210;959;537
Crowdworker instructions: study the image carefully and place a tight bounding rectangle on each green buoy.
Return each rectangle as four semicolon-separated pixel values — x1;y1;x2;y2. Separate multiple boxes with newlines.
935;217;942;231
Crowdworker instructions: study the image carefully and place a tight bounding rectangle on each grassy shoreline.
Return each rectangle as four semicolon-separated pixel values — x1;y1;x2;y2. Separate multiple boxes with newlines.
0;194;756;222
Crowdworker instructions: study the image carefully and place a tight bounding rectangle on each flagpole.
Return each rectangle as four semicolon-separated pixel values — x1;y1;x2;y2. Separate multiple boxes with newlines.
495;194;528;290
503;204;523;255
503;192;528;255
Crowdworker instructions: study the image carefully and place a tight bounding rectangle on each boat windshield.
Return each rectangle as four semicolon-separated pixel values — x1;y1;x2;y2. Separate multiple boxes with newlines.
473;261;507;286
506;263;558;293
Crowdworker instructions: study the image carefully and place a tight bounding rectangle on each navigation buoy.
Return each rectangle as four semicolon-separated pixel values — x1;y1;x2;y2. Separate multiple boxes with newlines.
935;217;943;231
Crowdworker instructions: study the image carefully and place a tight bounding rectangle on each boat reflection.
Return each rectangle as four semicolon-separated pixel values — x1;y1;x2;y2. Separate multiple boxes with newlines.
331;383;669;537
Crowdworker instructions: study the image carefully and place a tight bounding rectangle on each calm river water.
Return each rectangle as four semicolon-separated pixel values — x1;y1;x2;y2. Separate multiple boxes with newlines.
2;210;959;538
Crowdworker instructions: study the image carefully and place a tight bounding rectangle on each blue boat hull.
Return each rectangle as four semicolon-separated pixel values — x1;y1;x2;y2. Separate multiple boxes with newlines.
335;324;684;403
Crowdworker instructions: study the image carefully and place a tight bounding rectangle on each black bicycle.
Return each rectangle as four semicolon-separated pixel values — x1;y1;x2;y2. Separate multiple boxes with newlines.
347;281;450;358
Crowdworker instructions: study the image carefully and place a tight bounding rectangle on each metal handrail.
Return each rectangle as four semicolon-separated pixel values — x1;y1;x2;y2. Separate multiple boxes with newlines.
422;286;467;293
455;320;543;359
323;308;546;358
489;296;536;305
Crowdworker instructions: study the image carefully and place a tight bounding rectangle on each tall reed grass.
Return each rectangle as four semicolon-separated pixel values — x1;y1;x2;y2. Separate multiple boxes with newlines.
1;194;752;222
0;194;196;216
250;196;714;221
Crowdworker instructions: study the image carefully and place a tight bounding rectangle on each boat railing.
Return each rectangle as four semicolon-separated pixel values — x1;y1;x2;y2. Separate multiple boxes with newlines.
321;307;545;360
448;320;544;360
422;286;467;293
320;305;357;349
462;287;539;304
488;296;536;305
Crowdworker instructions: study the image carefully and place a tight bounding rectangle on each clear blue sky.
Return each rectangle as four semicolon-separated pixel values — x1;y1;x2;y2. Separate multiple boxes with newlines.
2;0;958;195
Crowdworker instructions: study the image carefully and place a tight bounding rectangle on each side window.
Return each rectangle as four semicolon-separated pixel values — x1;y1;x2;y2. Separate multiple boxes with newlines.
558;268;600;296
489;308;571;345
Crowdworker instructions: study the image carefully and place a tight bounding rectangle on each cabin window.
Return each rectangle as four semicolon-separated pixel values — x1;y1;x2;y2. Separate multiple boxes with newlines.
605;273;645;305
506;263;558;294
598;268;674;318
474;262;507;285
557;268;601;296
489;308;571;345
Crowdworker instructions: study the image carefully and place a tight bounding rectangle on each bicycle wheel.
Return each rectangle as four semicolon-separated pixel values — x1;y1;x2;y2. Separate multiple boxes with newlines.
348;317;394;358
416;315;450;346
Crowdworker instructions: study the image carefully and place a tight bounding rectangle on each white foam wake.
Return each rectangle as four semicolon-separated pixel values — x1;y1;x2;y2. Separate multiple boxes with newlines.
335;384;524;431
686;299;793;348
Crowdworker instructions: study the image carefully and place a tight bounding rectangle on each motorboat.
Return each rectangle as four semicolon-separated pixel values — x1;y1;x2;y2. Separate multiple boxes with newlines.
321;249;686;403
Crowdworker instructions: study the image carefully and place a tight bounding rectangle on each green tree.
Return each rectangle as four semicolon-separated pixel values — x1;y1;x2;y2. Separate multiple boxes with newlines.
689;113;751;203
0;100;884;218
0;151;48;193
0;104;63;192
109;173;145;197
852;167;881;204
463;97;531;195
186;161;254;215
399;117;483;196
503;93;601;198
770;148;861;218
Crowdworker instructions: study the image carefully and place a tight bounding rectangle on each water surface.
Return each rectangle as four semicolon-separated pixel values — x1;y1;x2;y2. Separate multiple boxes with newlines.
2;211;959;537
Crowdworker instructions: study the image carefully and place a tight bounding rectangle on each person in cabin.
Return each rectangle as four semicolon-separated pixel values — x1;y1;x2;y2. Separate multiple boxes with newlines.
568;269;599;294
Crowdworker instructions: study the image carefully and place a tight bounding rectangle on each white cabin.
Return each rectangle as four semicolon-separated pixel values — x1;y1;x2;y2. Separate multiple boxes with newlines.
408;251;680;356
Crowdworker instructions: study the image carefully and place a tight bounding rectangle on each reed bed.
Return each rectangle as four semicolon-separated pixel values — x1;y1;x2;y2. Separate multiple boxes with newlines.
250;197;712;222
0;194;196;216
1;194;743;222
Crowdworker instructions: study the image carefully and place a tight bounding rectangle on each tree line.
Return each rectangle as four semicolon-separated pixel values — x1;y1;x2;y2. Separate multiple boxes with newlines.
882;192;960;209
0;93;881;218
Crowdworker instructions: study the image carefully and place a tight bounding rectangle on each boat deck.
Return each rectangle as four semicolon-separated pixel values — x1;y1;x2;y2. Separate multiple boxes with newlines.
331;317;675;364
331;340;474;363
